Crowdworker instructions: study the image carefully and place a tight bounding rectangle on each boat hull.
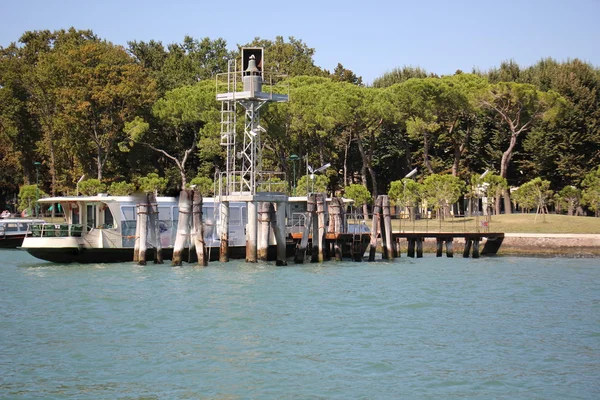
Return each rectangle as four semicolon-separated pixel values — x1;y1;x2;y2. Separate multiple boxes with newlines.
25;245;297;264
0;235;26;249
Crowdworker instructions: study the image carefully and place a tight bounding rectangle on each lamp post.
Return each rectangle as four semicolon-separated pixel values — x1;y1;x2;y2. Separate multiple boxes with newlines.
34;162;41;217
307;163;331;194
288;154;300;196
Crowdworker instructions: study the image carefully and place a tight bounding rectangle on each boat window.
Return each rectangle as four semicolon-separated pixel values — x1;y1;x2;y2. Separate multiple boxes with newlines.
158;207;171;221
173;207;179;222
4;223;18;232
104;206;114;227
87;205;96;230
121;206;136;221
203;207;214;222
72;205;80;224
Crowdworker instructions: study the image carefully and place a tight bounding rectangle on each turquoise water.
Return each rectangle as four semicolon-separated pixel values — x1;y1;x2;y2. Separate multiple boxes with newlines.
1;250;599;399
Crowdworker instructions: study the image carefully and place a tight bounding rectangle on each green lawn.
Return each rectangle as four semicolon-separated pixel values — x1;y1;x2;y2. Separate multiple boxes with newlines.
359;213;600;234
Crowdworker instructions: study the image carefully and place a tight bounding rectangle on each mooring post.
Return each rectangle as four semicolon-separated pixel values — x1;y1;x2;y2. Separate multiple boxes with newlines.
368;196;382;261
472;239;480;258
269;202;288;266
408;238;416;258
147;193;163;264
382;195;394;259
316;194;326;262
463;238;472;258
446;239;454;258
436;238;443;257
133;204;141;262
329;198;343;261
257;201;270;261
219;201;229;262
137;203;148;265
295;193;315;264
246;200;258;263
310;194;320;263
172;190;191;266
416;238;423;258
192;190;207;266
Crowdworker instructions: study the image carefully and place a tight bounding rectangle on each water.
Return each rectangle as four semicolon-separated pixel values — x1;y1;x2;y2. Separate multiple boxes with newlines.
1;250;599;399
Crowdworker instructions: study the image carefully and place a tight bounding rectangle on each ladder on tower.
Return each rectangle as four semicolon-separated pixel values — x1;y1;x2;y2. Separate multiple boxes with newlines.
219;59;238;196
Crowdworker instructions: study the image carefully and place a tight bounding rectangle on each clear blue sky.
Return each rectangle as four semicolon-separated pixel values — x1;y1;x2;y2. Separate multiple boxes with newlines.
2;0;599;84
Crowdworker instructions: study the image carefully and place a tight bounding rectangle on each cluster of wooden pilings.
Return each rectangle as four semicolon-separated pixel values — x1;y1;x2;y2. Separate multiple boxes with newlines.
135;190;207;266
292;194;368;263
216;195;289;266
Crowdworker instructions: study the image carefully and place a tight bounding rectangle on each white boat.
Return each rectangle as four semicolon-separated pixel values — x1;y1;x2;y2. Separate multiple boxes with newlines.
21;194;284;263
21;194;370;263
0;218;46;248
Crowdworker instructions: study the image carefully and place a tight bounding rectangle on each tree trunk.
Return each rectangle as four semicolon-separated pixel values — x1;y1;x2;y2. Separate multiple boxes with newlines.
499;134;518;215
423;132;434;174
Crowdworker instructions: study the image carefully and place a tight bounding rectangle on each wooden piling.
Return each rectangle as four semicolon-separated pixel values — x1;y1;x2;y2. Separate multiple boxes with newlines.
329;198;343;261
416;238;423;258
382;195;394;259
368;196;382;261
408;238;416;258
463;239;472;258
246;201;257;263
316;194;326;263
446;239;454;257
269;202;288;266
295;194;315;264
257;201;270;261
472;239;480;258
148;193;163;264
192;190;207;266
219;201;229;262
172;190;191;266
436;238;443;257
137;203;148;265
133;204;141;262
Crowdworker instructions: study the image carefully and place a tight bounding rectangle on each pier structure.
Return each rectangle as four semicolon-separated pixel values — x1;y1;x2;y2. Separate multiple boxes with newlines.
216;48;290;265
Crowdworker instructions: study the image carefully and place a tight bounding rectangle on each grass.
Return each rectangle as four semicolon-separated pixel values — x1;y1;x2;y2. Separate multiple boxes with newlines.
357;213;600;234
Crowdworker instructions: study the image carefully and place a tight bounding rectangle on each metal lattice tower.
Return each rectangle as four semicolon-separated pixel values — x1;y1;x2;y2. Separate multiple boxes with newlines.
216;48;288;197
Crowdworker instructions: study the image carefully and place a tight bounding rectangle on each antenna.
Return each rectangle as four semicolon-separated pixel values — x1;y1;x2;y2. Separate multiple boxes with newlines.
480;169;490;179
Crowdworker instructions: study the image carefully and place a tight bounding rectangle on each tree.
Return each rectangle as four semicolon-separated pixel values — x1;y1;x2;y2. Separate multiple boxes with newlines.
582;167;600;217
18;184;48;213
54;40;158;181
344;184;371;218
512;178;553;219
189;176;214;196
421;174;463;219
372;66;430;88
557;186;581;216
388;178;422;220
108;181;136;196
480;82;563;213
138;173;167;195
296;174;328;195
124;81;220;190
78;179;107;196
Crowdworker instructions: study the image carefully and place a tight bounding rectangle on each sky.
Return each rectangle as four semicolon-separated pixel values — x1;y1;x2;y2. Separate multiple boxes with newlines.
2;0;599;85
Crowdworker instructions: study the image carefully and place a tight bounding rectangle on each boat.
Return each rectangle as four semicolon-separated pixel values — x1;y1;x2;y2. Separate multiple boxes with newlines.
0;218;46;248
21;194;371;263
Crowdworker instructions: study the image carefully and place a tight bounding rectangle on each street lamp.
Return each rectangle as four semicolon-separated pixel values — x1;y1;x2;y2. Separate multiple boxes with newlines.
307;163;331;194
288;154;300;196
34;162;41;217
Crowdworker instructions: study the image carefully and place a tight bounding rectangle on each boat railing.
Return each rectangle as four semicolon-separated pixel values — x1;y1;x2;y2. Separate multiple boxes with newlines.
29;223;84;238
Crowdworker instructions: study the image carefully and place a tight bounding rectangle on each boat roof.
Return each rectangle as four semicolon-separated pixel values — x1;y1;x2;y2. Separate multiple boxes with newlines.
37;195;177;204
0;218;45;224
